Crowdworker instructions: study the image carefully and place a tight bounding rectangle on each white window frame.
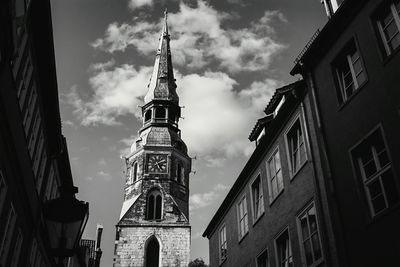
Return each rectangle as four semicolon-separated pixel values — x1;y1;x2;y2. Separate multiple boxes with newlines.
274;227;293;267
266;147;284;203
249;172;264;223
237;195;249;241
296;202;324;267
219;224;227;264
351;127;399;217
376;1;400;56
284;112;308;178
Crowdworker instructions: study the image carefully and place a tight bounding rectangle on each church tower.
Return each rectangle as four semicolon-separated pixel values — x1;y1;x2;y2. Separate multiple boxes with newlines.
113;10;191;267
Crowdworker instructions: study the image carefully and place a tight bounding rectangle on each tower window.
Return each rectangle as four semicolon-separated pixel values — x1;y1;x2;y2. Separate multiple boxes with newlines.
177;163;183;184
155;107;166;119
130;162;138;183
144;109;152;122
146;189;162;220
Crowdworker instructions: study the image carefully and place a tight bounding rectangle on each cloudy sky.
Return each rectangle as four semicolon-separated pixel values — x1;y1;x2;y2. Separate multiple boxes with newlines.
50;0;327;265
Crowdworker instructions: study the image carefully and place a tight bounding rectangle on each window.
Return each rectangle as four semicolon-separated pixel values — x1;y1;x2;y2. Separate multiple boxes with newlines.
251;175;264;220
0;203;17;265
146;189;162;220
267;149;284;202
333;39;367;104
351;129;399;216
286;118;307;176
0;171;7;216
219;225;227;263
297;203;323;266
256;249;268;267
144;109;152;122
237;196;248;240
177;163;183;184
275;229;293;267
10;229;23;267
375;1;400;56
155;107;166;119
130;162;138;183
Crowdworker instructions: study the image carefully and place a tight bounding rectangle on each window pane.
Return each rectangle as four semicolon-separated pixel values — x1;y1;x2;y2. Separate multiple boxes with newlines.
382;170;400;206
371;194;386;214
304;240;313;266
277;170;284;192
311;233;322;260
363;159;377;179
368;179;383;199
389;33;400;51
300;216;310;239
383;20;398;40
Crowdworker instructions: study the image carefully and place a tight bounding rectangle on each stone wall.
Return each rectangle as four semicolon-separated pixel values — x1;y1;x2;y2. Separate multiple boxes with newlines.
114;226;191;267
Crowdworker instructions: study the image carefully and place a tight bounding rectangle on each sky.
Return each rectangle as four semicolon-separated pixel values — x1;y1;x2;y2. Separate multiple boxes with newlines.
50;0;327;265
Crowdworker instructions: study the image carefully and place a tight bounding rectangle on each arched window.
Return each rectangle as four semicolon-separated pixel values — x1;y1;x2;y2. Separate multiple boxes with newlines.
147;189;162;220
144;236;160;267
177;163;183;184
155;107;166;119
130;162;138;182
145;109;152;122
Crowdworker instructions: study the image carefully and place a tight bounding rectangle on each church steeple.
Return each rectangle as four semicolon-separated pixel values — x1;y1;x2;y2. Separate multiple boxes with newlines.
144;9;178;105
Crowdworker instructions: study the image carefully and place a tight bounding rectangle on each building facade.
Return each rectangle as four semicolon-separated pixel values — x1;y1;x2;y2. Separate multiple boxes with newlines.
0;0;88;266
292;0;400;266
203;81;336;267
113;11;191;267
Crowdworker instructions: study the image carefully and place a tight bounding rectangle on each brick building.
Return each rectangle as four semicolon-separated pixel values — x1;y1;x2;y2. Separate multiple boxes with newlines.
202;81;335;267
113;11;191;267
204;0;400;266
291;0;400;266
0;0;88;265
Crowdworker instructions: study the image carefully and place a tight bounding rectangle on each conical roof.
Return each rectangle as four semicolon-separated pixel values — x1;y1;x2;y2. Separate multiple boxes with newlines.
144;10;179;104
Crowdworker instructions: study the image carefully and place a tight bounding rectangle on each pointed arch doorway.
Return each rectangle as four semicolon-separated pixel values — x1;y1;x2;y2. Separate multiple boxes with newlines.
144;235;160;267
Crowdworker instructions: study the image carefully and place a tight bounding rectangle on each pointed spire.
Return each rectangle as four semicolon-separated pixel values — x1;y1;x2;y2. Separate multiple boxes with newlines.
144;10;178;105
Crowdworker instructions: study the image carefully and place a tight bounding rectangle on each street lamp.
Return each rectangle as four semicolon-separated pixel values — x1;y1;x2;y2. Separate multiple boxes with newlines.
43;185;89;266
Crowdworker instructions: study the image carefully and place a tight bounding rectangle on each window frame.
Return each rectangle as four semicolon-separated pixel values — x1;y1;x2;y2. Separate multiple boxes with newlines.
349;126;399;218
374;0;400;57
332;38;368;105
219;224;227;265
284;112;308;179
274;227;293;267
266;147;284;204
249;172;265;224
296;201;324;267
237;194;249;241
256;248;269;267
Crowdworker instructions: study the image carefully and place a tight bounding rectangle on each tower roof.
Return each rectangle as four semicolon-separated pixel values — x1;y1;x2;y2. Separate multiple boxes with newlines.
144;10;179;105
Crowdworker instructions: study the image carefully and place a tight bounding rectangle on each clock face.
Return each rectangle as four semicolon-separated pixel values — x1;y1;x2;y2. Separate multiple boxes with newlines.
147;154;168;173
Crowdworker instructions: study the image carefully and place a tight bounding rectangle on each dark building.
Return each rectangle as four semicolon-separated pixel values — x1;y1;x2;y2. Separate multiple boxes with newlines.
0;0;88;266
203;81;333;267
72;224;103;267
291;0;400;266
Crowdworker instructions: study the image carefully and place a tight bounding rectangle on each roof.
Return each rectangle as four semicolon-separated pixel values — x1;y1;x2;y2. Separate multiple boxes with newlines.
203;80;305;238
144;10;179;105
248;80;303;141
290;0;368;75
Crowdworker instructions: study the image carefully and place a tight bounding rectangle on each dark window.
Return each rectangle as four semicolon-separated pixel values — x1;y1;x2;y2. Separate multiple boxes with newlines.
131;162;138;182
145;109;152;122
177;163;183;184
333;39;367;104
145;236;159;267
155;107;166;119
257;250;268;267
147;190;162;220
375;1;400;56
251;175;264;220
275;229;293;267
351;129;399;216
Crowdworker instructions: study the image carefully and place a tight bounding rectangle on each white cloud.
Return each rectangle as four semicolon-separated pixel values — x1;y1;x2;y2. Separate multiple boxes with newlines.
92;1;287;73
65;65;152;126
128;0;153;10
98;171;112;181
190;183;229;211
